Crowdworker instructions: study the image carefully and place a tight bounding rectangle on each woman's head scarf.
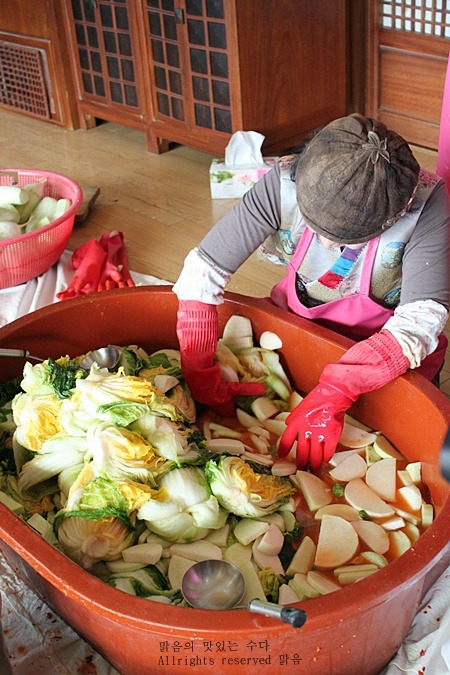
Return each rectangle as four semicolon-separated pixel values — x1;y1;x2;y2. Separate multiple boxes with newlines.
295;114;420;244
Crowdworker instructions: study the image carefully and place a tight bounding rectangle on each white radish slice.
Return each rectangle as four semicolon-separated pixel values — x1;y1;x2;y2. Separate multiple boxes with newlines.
252;538;284;574
249;433;270;454
372;435;405;460
289;573;320;598
222;314;253;342
241;450;273;466
274;411;290;421
328;453;367;482
351;520;390;554
421;503;434;527
288;390;304;410
360;551;388;568
402;522;420;544
263;418;287;436
153;374;180;393
248;425;271;438
122;543;163;565
251;397;280;421
205;438;246;454
393;506;420;526
278;584;300;605
337;569;378;585
381;516;406;531
291;471;333;511
232;519;270;546
328;448;365;467
259;330;283;350
236;408;259;427
170;541;222;562
286;535;316;576
365;457;397;502
271;461;297;477
314;515;359;568
209;422;243;439
396;484;423;512
388;530;412;559
405;462;422;485
314;503;361;521
306;570;341;595
344;478;395;518
397;469;414;487
223;542;252;568
339;422;378;448
256;523;284;556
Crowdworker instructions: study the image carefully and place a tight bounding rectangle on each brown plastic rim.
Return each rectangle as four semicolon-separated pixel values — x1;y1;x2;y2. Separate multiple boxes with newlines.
0;286;449;675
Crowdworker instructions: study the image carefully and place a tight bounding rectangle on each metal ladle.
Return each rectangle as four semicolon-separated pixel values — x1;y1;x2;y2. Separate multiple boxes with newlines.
181;560;307;628
78;346;120;370
0;346;120;370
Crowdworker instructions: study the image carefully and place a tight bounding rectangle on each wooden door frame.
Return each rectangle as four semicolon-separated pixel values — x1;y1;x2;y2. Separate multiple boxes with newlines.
365;0;449;149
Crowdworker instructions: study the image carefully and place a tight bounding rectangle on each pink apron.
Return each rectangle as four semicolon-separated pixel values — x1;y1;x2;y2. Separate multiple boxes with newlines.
270;226;447;381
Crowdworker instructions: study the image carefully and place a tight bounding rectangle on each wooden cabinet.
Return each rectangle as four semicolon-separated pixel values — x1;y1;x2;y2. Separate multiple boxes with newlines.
64;0;348;155
64;0;152;139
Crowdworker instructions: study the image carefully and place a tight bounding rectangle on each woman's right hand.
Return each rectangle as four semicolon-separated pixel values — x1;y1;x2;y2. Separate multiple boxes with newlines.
177;300;265;416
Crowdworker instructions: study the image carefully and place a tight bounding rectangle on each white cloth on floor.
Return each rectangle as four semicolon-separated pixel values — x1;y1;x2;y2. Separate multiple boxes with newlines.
0;250;170;329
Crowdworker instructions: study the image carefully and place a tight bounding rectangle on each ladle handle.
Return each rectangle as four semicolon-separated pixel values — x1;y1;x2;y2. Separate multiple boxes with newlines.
0;348;29;358
0;348;43;362
248;600;307;628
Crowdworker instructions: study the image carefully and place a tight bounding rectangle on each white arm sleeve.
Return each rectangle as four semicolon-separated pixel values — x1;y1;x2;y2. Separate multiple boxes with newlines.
383;300;448;368
172;248;230;305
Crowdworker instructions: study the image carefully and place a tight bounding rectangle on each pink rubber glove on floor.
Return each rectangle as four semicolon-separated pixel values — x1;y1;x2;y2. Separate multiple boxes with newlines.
177;300;266;417
278;330;410;470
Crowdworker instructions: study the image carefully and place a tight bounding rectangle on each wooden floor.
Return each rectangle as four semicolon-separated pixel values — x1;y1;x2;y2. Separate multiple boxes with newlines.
0;109;449;396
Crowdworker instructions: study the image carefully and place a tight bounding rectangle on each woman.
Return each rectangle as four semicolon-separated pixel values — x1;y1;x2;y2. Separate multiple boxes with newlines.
173;114;450;469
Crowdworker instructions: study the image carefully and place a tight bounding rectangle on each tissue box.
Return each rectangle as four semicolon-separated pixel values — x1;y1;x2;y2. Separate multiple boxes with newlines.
209;157;278;199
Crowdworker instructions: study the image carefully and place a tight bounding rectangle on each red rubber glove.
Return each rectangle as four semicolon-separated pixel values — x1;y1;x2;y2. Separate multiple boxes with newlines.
56;239;108;299
177;300;266;416
98;231;134;291
56;232;134;299
278;330;410;470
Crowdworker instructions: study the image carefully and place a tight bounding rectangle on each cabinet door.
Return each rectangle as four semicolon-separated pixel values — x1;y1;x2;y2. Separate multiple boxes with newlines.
68;0;149;130
143;0;235;151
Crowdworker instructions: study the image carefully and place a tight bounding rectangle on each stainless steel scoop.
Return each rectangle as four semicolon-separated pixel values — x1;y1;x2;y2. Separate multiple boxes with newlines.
0;346;120;370
79;346;120;369
181;560;306;628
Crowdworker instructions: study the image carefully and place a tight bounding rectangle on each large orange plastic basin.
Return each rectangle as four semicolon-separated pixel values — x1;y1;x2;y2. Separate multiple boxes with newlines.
0;286;449;675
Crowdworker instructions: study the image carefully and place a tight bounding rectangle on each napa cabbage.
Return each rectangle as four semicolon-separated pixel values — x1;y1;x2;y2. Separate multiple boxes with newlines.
205;455;296;518
137;466;227;542
86;422;174;486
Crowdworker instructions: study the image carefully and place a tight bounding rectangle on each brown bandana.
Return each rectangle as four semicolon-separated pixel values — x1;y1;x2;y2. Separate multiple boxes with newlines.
295;114;420;244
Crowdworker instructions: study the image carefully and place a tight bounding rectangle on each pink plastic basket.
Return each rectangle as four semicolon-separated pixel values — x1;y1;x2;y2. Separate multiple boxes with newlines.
0;169;83;289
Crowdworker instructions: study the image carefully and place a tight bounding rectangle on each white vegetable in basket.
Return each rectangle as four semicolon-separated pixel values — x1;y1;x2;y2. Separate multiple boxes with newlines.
0;185;30;205
0;204;20;223
16;178;47;223
0;222;21;240
53;198;72;219
24;196;58;232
